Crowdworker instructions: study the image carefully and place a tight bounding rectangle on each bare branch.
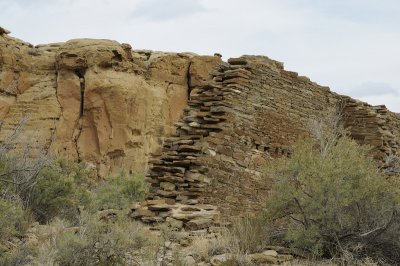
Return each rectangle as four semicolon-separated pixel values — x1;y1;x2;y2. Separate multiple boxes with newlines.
383;154;400;174
293;197;310;229
307;102;347;157
0;116;53;207
289;215;305;225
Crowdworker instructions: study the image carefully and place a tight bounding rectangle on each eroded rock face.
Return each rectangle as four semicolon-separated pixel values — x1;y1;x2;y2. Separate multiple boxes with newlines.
0;32;221;177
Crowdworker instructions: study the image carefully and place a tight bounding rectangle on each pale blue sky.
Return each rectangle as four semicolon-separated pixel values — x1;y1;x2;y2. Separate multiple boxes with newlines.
1;0;399;112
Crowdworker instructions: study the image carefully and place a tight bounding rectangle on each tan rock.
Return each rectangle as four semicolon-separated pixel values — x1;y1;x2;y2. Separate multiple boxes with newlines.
210;254;232;266
170;204;219;221
146;199;167;205
186;218;213;230
262;249;278;257
130;207;155;218
247;253;278;264
160;181;176;191
166;217;183;229
0;34;220;178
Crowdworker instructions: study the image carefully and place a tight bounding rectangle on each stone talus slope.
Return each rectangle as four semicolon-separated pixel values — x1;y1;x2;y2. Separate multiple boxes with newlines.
0;32;221;177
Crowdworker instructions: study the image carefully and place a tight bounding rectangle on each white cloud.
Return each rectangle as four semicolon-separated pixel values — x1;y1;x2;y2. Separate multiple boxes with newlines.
347;82;399;98
0;0;399;111
130;0;207;21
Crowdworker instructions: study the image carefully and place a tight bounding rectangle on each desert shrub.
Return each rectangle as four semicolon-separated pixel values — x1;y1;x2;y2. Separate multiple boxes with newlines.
90;172;148;211
264;136;400;262
188;214;268;264
54;212;158;266
0;148;49;205
29;160;93;224
0;245;36;266
0;199;30;240
0;117;51;206
0;200;32;266
33;218;72;266
383;154;400;174
227;214;268;254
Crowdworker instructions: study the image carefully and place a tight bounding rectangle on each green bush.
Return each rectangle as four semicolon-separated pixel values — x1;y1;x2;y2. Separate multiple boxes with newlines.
29;160;93;224
54;212;157;266
0;199;30;239
0;199;32;265
264;136;400;262
90;172;148;211
0;245;35;266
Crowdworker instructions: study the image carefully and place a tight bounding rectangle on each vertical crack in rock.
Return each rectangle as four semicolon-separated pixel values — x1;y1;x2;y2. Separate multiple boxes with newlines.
54;71;63;114
50;70;63;152
73;68;87;162
75;69;86;117
102;100;113;139
74;119;83;163
186;61;192;100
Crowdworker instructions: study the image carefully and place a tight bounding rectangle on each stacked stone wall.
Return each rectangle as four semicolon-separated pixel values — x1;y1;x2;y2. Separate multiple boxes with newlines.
343;98;400;163
147;55;400;221
146;55;342;216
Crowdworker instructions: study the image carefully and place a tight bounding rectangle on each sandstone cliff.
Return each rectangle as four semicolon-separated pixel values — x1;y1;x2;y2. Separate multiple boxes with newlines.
0;30;220;177
1;29;399;218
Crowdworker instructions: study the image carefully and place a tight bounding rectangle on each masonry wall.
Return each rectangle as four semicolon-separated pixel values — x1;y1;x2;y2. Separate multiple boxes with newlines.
147;55;400;217
148;55;341;215
343;98;400;164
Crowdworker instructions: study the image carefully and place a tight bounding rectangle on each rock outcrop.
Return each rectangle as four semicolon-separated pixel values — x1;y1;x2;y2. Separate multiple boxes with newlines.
1;29;399;222
0;31;221;177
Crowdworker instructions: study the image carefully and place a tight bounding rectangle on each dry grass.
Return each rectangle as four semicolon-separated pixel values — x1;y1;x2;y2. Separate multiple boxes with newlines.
190;236;211;261
187;214;268;265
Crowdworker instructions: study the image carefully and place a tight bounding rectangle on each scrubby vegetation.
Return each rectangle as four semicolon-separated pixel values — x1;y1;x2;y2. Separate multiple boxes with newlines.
29;160;94;224
90;171;148;211
265;137;400;261
52;212;157;266
185;110;400;265
187;214;270;265
0;132;156;265
0;199;30;241
263;112;400;264
1;113;400;265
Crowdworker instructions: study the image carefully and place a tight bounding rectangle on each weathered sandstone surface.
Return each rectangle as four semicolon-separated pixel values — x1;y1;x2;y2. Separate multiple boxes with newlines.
1;28;399;223
0;30;220;177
